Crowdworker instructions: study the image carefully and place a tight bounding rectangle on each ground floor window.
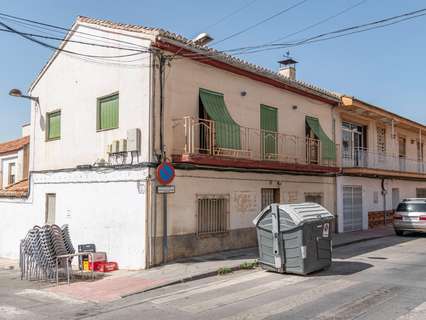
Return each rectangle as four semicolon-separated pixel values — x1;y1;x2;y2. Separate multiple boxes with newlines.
45;193;56;225
261;188;280;209
416;188;426;198
8;162;16;185
197;195;229;235
305;192;323;205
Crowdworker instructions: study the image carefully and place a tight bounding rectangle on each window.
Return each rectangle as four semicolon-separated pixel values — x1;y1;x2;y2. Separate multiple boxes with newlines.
45;193;56;225
305;193;323;205
417;188;426;198
97;93;119;131
46;110;61;141
261;188;280;209
377;127;386;154
197;195;229;235
396;203;426;212
8;162;16;185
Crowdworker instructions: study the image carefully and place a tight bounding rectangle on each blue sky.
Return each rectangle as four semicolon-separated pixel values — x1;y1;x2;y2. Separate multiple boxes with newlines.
1;0;425;142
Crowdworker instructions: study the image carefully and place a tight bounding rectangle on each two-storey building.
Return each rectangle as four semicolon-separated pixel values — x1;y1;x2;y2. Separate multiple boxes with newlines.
336;96;426;232
0;16;340;268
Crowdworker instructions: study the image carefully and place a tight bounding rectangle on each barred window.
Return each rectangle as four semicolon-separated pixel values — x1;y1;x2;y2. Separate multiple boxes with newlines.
197;195;229;235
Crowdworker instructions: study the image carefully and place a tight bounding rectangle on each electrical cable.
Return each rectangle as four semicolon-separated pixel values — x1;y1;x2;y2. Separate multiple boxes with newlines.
200;0;259;31
211;0;310;46
0;20;148;59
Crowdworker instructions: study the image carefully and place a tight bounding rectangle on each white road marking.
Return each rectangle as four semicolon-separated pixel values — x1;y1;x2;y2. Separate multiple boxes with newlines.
15;289;85;304
180;275;308;313
151;271;271;304
312;287;400;320
397;302;426;320
0;305;30;319
220;279;357;320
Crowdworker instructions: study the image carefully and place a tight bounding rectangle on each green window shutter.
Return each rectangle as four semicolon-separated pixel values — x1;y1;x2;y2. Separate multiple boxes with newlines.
306;116;336;160
98;94;119;130
260;105;278;157
47;111;61;140
199;88;240;150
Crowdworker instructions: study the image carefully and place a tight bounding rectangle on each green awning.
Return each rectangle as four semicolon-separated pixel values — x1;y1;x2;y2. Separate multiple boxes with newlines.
199;88;241;150
306;116;336;160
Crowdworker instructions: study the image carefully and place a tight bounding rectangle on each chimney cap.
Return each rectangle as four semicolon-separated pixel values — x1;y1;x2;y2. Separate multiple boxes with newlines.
278;58;298;66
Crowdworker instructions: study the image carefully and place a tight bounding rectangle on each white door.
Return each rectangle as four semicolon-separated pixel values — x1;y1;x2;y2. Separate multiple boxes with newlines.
45;193;56;225
343;186;363;232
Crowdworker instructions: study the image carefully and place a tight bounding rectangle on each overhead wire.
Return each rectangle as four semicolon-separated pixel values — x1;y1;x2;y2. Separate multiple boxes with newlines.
175;7;426;60
210;0;310;46
200;0;260;31
0;11;151;51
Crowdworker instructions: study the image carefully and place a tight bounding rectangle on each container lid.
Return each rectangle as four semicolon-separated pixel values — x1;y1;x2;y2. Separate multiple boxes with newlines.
253;202;334;230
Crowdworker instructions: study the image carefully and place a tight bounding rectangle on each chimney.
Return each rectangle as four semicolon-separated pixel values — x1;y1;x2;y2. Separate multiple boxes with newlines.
278;57;298;80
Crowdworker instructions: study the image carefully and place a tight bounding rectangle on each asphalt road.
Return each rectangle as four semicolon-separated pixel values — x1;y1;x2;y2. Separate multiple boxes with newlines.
2;234;426;319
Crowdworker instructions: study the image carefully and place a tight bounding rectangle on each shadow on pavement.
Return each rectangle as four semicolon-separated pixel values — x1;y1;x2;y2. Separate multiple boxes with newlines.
332;235;417;260
312;260;373;277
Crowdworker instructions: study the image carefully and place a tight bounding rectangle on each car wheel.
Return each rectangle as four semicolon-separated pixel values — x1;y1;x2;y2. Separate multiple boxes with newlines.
395;230;404;236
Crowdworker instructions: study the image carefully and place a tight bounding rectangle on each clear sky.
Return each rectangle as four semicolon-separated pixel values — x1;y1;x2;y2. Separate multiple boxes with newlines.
1;0;425;142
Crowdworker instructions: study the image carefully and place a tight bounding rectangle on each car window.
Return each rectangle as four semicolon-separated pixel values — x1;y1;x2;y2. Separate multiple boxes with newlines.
397;203;426;212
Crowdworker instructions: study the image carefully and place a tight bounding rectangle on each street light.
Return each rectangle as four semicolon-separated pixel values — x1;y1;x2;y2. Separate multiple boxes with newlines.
9;88;39;104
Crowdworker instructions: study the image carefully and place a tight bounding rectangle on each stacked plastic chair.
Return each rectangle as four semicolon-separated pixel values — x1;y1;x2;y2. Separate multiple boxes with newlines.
20;224;75;282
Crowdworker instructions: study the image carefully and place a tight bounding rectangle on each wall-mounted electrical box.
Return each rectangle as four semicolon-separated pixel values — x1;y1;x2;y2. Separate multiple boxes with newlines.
111;140;120;153
127;128;141;152
119;139;127;153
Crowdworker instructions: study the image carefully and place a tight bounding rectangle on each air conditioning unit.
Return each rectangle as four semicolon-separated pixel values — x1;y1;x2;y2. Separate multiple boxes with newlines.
127;128;141;152
119;139;127;153
111;140;120;153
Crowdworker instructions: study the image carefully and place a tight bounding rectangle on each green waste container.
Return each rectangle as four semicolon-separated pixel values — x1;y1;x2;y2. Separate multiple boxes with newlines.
253;203;334;275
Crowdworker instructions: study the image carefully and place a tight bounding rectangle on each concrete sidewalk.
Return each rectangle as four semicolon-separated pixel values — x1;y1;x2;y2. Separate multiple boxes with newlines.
2;225;395;303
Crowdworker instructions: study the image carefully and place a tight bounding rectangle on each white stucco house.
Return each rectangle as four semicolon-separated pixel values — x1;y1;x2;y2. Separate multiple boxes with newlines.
1;16;425;269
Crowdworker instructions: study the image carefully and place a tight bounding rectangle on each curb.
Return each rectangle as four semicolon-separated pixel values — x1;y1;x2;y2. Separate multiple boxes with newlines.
333;234;394;249
121;264;252;299
121;234;394;299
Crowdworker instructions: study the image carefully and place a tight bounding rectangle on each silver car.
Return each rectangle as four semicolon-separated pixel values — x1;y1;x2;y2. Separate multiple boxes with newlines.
394;198;426;236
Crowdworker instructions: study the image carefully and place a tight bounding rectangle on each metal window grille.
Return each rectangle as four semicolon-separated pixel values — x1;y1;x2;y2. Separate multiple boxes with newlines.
197;195;229;235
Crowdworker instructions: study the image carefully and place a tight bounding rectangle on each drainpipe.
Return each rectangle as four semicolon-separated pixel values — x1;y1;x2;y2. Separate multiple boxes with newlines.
381;178;387;225
158;53;168;264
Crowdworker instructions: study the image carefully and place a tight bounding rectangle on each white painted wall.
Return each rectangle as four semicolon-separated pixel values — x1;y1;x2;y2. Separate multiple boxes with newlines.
0;168;148;269
336;175;426;233
29;23;153;171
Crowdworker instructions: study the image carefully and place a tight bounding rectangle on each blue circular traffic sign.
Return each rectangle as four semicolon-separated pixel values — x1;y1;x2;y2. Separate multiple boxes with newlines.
156;161;175;185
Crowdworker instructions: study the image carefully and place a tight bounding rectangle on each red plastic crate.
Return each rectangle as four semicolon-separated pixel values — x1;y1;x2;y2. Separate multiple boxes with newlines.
94;261;118;272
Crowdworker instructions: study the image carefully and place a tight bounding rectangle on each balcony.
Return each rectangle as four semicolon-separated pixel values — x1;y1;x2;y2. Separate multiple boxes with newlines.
342;147;426;176
172;117;340;173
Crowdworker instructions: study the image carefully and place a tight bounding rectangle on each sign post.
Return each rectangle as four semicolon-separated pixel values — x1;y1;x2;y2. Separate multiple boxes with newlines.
155;161;175;264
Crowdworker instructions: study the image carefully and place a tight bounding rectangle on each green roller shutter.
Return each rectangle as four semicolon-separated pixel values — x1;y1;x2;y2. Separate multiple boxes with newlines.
98;94;119;130
47;111;61;140
260;104;278;157
199;88;240;150
306;116;336;160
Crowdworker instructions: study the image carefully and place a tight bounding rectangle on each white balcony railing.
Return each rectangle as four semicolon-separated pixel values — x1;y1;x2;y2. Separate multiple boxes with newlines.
342;147;426;174
172;117;339;167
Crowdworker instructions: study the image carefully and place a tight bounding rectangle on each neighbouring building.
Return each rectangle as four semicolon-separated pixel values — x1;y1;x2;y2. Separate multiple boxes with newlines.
335;96;426;232
0;134;29;195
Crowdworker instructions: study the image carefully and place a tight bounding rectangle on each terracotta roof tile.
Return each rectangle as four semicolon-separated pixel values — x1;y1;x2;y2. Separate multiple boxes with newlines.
0;179;29;198
0;136;29;155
